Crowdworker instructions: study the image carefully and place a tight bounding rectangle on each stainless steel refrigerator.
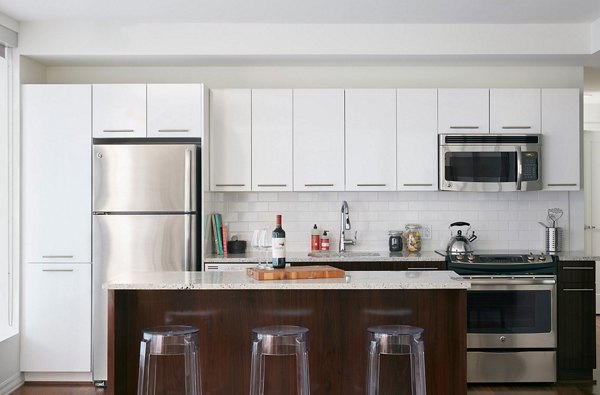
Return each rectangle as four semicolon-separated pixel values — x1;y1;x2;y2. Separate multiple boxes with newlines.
92;143;200;383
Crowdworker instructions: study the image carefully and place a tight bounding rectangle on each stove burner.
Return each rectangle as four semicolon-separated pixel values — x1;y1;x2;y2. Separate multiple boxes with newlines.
445;251;557;276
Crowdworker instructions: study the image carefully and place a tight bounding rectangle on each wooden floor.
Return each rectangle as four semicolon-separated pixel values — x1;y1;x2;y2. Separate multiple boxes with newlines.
9;318;600;395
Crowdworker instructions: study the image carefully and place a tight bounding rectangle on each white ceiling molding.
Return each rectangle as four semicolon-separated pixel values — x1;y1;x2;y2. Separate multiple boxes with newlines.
591;17;600;54
0;24;17;47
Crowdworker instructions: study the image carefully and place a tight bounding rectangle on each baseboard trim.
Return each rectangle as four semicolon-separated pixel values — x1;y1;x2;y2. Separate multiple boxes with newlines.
23;372;93;382
0;372;24;395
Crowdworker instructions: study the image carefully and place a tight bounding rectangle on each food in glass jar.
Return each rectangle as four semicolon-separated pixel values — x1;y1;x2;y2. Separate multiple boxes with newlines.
404;224;422;252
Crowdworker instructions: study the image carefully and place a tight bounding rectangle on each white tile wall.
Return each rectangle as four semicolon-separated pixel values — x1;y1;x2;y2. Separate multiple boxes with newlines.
205;191;576;254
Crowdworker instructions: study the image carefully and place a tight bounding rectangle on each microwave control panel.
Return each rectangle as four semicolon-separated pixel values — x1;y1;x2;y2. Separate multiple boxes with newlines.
521;152;539;181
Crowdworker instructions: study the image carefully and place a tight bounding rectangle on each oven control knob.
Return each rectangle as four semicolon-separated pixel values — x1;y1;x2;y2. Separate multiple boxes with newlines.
500;336;507;343
538;253;546;261
527;253;535;262
456;254;464;261
467;253;475;262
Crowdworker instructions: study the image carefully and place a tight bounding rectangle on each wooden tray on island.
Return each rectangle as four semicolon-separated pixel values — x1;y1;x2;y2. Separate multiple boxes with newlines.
246;265;345;281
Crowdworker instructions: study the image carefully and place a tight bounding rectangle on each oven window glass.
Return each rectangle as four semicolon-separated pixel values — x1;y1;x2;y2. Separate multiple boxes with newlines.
467;290;552;333
445;152;517;182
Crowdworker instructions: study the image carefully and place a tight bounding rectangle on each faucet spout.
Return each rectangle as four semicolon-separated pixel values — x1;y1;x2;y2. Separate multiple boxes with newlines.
339;201;356;252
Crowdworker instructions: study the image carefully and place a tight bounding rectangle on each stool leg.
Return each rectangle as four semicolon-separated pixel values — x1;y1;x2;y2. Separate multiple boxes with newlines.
412;339;426;395
183;337;201;395
366;339;380;395
250;339;265;395
295;340;310;395
137;338;151;395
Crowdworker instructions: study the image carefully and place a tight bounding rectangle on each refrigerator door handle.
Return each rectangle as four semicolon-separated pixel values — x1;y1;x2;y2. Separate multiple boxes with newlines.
184;214;192;271
185;148;192;213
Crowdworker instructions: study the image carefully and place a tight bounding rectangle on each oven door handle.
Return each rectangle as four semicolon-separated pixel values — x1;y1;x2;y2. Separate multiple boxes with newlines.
467;277;556;286
516;145;523;190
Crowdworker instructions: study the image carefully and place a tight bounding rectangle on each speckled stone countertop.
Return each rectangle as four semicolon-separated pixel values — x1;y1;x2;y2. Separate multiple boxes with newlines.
104;270;469;290
552;251;600;261
204;250;446;263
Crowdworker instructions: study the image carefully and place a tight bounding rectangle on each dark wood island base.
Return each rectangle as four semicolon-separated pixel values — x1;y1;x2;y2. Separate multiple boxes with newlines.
108;287;466;395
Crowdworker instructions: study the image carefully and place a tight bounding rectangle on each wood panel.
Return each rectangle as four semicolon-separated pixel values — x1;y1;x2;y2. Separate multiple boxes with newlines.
108;288;466;395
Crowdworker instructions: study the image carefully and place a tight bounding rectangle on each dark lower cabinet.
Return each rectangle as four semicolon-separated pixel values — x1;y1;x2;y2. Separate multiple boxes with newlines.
291;260;445;271
557;260;596;381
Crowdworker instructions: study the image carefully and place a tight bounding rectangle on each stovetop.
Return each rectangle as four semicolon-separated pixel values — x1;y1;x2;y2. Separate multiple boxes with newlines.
436;250;558;275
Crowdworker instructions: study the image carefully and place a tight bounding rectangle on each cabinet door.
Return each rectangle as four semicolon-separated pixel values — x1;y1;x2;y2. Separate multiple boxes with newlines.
21;263;92;372
147;84;204;138
541;89;580;190
210;89;251;191
345;89;396;191
490;89;541;133
251;89;293;191
293;89;345;191
438;89;489;133
92;84;146;138
22;85;92;263
397;89;438;191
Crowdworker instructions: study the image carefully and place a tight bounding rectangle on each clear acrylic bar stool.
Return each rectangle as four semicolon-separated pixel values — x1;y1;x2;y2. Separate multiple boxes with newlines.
137;325;202;395
250;325;310;395
367;325;426;395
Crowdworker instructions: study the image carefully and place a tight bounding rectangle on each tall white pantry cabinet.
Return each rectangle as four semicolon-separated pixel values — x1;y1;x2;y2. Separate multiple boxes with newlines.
21;85;92;373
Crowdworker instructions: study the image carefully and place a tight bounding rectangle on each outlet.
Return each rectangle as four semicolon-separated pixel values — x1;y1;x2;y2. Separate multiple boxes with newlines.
421;225;432;240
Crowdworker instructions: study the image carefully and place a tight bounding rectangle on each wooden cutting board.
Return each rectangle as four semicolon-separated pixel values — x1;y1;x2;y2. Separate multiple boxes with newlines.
246;265;345;281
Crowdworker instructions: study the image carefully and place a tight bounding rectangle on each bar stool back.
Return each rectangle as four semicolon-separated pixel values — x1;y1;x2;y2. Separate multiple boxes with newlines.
367;325;426;395
250;325;310;395
137;325;202;395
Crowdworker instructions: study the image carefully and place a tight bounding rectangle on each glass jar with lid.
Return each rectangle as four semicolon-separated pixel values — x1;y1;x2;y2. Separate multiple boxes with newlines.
404;224;422;252
388;230;403;252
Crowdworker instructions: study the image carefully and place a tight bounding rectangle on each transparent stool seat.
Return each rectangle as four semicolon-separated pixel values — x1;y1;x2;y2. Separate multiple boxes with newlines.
137;325;202;395
250;325;310;395
367;325;426;395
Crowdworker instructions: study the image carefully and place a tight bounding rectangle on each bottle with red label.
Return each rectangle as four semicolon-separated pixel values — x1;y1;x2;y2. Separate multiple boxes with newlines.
320;230;330;252
311;224;321;251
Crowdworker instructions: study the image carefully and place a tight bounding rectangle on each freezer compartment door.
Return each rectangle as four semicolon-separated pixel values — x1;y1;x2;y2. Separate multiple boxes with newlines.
92;213;196;381
93;144;198;212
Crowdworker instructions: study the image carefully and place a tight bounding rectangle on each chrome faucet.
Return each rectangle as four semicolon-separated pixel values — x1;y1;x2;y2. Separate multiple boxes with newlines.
339;200;357;252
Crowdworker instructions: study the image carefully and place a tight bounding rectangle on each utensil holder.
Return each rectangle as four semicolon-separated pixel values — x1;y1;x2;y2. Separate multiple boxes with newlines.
545;227;562;253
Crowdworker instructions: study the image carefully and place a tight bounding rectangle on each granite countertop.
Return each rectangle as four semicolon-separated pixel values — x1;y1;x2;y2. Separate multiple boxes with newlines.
552;251;600;261
204;250;446;263
104;270;470;290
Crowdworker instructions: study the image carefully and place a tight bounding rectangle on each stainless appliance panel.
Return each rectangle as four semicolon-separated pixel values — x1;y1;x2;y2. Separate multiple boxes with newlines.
93;144;197;212
467;278;556;349
92;214;196;381
467;351;556;383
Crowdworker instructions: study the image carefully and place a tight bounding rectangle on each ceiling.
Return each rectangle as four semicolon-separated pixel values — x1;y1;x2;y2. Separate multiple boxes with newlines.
1;0;600;24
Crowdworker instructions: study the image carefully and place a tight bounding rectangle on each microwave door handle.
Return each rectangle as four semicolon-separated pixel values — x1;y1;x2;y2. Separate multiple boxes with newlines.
516;146;523;190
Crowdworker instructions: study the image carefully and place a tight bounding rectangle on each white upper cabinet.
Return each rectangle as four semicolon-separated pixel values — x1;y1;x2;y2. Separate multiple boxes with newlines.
490;89;541;133
210;89;252;191
397;89;438;191
252;89;293;191
293;89;345;191
438;89;489;133
541;88;581;190
147;84;204;138
345;89;396;191
22;84;92;263
93;84;146;138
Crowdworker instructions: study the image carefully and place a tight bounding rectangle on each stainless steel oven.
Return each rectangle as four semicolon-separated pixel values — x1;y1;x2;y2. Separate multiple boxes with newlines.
447;252;557;383
439;134;542;192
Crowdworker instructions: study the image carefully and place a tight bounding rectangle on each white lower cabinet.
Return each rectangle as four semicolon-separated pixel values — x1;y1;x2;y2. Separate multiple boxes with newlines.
21;263;92;372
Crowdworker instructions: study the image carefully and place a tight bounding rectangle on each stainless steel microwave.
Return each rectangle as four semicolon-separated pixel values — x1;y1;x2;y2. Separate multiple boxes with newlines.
439;134;542;192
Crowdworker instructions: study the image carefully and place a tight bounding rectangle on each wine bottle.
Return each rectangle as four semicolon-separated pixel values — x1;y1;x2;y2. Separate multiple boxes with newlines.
272;214;286;268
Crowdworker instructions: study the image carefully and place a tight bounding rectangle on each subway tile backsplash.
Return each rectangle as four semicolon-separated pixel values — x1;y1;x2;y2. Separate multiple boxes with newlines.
205;191;573;253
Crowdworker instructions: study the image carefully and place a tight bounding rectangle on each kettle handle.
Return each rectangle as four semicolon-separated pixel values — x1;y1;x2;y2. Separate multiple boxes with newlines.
449;221;470;228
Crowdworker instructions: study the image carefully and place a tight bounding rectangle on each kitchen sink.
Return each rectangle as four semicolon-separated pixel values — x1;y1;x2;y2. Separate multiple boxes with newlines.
308;251;381;258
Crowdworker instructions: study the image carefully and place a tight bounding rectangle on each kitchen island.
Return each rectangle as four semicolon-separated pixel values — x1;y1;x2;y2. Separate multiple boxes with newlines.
105;270;469;395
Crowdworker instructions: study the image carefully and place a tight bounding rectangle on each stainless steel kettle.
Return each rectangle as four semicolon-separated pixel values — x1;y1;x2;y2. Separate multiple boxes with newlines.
446;222;477;254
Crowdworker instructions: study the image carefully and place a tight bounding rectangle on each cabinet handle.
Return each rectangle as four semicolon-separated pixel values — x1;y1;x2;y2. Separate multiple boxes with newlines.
158;129;190;133
407;267;439;270
547;183;577;187
304;183;334;187
215;184;245;187
42;255;74;259
502;126;532;129
562;288;595;292
584;225;597;230
42;269;74;272
102;129;135;133
257;184;287;187
450;126;479;129
356;183;386;187
205;265;218;271
403;183;433;187
563;266;594;270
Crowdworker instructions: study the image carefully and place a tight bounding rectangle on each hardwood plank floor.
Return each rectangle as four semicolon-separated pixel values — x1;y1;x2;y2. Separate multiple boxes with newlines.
9;317;600;395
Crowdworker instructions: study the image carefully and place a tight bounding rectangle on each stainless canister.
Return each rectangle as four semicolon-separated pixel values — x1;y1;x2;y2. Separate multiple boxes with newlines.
545;227;562;253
